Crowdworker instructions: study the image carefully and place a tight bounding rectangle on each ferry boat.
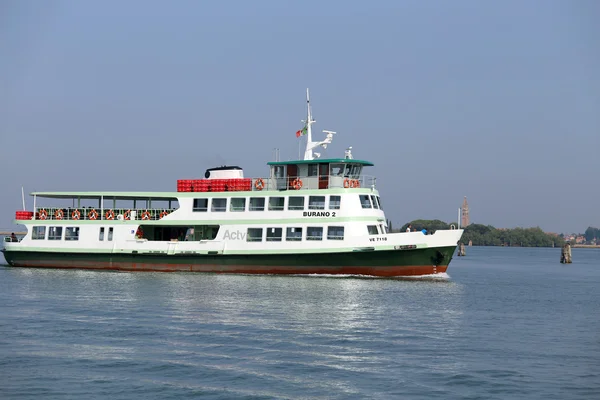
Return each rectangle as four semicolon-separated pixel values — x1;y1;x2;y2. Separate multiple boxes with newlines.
2;91;463;277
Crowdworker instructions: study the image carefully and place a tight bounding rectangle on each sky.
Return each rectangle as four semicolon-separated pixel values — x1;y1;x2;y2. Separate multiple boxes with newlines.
0;0;598;234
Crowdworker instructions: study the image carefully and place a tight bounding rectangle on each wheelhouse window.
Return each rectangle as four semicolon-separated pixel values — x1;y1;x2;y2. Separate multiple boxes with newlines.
370;195;379;210
48;226;63;241
247;228;263;242
230;198;246;212
193;198;208;212
329;195;341;210
286;227;302;241
308;196;325;210
268;197;285;211
308;164;318;176
330;164;344;176
359;195;372;209
327;226;344;240
32;226;46;240
376;196;382;210
65;227;79;241
99;227;105;241
288;196;305;211
306;227;323;241
367;225;378;235
211;198;227;212
249;197;265;211
266;227;283;241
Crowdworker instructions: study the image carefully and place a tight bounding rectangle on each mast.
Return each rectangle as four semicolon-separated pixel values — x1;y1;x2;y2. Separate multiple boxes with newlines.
302;88;336;160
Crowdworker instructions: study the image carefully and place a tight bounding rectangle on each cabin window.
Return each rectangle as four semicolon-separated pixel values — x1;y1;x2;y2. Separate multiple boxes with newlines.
308;196;325;210
370;195;379;210
379;224;387;234
249;197;265;211
65;227;79;241
211;198;227;212
230;198;246;212
350;165;362;178
269;197;285;211
48;226;63;241
266;227;283;241
193;198;208;212
376;196;382;210
359;195;372;209
306;226;323;241
286;227;302;241
367;225;378;235
327;226;344;240
32;226;46;240
273;165;285;178
329;195;341;210
288;196;305;210
247;228;263;242
99;227;105;241
330;164;344;176
308;164;318;177
108;227;114;241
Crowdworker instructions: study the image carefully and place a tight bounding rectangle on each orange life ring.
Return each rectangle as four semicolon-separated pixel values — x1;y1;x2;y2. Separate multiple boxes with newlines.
141;211;151;220
71;209;81;220
160;210;169;219
54;209;64;220
88;209;98;220
343;178;351;188
105;210;115;220
38;209;48;220
353;179;360;188
123;210;131;220
292;178;303;190
255;178;265;191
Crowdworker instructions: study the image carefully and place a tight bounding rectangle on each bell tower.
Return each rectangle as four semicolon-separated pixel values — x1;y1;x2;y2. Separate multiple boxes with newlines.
461;196;470;227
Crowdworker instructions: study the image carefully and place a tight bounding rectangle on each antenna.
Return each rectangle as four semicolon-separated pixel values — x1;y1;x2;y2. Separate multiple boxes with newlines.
302;89;337;160
21;186;26;210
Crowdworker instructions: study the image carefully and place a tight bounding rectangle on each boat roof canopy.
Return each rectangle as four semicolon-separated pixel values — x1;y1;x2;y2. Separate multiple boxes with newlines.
267;158;374;167
30;192;179;201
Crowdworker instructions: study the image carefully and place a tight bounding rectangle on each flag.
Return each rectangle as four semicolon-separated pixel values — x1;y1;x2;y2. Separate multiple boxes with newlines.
295;125;307;138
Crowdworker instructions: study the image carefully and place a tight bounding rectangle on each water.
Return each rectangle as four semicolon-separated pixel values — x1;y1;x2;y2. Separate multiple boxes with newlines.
1;247;599;399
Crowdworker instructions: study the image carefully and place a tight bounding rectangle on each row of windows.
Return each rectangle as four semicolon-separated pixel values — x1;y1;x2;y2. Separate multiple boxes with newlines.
192;194;382;213
246;226;345;242
31;226;114;241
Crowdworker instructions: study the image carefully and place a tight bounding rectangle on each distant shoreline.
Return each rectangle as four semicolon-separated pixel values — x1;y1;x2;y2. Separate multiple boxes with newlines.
572;244;600;249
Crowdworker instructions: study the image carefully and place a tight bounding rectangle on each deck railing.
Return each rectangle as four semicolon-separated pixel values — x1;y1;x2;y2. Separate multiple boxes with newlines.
32;208;178;221
251;175;376;192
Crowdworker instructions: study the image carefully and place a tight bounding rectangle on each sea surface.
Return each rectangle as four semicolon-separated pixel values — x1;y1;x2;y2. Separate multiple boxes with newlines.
1;246;599;399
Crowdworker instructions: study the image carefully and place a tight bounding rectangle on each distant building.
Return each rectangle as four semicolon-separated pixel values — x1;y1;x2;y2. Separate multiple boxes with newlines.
461;196;470;227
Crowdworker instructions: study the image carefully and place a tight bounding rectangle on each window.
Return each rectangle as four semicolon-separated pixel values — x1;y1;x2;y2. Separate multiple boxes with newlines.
367;225;378;235
249;197;265;211
308;164;318;176
288;196;304;210
32;226;46;240
65;227;79;241
269;197;285;211
308;196;325;210
307;227;323;241
48;226;63;240
230;198;246;212
327;226;344;240
379;224;387;234
193;198;208;212
329;195;341;210
247;228;263;242
359;195;372;209
108;227;113;241
99;227;105;241
286;227;302;241
376;196;382;210
330;164;344;176
370;195;379;210
266;227;283;241
211;198;227;212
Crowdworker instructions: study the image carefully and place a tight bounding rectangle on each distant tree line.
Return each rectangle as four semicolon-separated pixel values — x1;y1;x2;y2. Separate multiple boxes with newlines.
584;227;599;242
387;220;565;248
